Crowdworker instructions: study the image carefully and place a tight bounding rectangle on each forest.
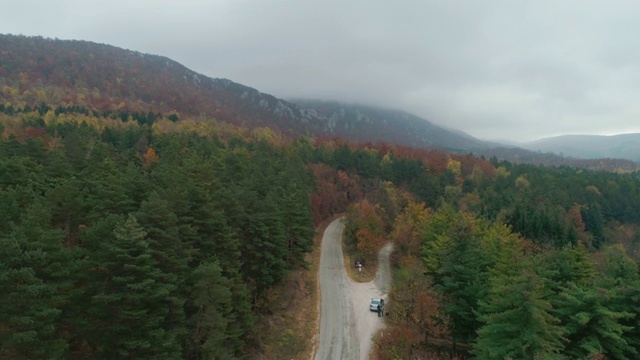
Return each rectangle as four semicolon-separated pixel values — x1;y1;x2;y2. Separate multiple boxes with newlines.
1;103;640;359
0;106;317;358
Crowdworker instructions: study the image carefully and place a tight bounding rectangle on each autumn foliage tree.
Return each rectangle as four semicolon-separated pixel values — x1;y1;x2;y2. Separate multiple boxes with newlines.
308;164;363;224
344;199;385;263
142;145;158;169
355;227;384;261
391;201;429;256
384;260;449;355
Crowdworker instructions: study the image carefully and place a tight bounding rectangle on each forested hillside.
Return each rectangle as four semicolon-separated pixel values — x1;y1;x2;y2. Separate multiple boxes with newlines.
0;34;500;153
329;138;640;358
2;33;640;360
3;34;637;169
2;100;640;358
0;108;318;358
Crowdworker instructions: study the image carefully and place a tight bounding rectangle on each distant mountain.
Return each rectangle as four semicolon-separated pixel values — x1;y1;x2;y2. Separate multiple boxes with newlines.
475;146;639;172
522;134;640;163
290;99;495;151
0;34;492;152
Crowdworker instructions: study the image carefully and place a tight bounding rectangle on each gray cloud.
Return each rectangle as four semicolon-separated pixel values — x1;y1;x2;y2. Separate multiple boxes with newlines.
3;0;640;141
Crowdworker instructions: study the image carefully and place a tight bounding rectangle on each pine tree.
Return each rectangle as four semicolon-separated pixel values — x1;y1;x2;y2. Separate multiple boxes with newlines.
83;156;136;221
239;192;288;292
554;283;634;359
136;191;191;348
536;246;596;294
0;201;70;358
592;246;640;359
89;214;181;358
0;266;67;359
187;260;238;359
280;185;315;267
46;176;87;246
473;268;566;360
434;215;489;348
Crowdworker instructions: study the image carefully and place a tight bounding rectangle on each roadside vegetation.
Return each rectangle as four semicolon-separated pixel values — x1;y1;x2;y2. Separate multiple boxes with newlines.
2;104;640;359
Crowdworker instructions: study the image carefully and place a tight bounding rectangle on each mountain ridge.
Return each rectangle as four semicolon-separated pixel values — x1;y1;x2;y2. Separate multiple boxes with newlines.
0;34;638;168
522;133;640;163
0;34;489;152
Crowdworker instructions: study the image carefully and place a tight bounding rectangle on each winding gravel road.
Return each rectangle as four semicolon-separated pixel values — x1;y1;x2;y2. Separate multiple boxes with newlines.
315;218;392;360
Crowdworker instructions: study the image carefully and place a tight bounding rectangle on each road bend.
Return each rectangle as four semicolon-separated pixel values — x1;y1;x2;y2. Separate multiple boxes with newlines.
315;219;359;360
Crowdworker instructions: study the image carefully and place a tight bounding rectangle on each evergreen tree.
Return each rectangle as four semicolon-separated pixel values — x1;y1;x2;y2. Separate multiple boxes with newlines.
0;235;67;358
581;204;605;248
0;201;70;358
187;260;239;360
46;176;87;246
593;246;640;358
0;266;67;359
536;246;596;294
83;156;136;221
239;191;288;293
281;185;315;267
136;191;191;347
89;214;181;358
473;268;566;360
432;214;489;348
554;283;634;359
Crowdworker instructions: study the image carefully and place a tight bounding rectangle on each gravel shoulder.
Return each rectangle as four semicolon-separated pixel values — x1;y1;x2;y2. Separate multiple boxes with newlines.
349;242;393;360
315;218;393;360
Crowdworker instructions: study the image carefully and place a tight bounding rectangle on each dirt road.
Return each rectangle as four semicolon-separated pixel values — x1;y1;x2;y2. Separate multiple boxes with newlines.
315;218;392;360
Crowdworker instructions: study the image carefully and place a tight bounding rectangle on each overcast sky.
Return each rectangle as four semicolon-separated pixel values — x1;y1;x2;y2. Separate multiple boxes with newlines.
2;1;640;142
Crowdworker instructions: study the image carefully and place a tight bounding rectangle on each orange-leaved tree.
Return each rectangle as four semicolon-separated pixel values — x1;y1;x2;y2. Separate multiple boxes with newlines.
391;201;429;257
345;199;385;262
